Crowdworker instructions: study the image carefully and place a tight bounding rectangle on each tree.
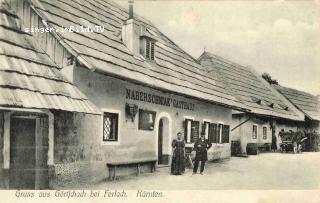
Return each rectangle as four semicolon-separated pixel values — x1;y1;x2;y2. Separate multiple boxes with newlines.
262;73;279;85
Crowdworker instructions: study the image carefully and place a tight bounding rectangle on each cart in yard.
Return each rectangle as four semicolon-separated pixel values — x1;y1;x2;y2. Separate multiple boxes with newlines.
279;131;307;153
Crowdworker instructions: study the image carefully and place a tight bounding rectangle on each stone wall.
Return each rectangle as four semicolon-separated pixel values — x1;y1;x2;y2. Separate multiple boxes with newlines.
52;111;105;187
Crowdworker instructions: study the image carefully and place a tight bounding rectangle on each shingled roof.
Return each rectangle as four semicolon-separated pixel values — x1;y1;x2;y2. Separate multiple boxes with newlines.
20;0;249;111
273;85;320;121
0;3;100;114
198;51;304;121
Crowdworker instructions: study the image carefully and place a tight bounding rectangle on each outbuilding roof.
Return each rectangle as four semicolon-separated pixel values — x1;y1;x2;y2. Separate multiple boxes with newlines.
198;51;304;121
25;0;249;111
0;3;100;114
273;85;320;121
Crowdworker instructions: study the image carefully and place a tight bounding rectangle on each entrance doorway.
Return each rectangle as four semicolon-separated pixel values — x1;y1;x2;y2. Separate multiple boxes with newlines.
10;118;36;189
158;119;164;164
9;116;49;189
157;117;171;165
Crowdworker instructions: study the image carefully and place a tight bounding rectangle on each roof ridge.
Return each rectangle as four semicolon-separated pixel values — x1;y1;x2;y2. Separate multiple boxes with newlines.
275;84;318;98
198;50;305;121
202;51;250;71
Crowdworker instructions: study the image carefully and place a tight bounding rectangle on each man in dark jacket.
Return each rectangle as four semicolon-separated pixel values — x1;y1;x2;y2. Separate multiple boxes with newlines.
193;132;212;175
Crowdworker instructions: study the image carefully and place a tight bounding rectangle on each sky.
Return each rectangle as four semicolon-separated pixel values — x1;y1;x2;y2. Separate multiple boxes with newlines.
117;0;320;96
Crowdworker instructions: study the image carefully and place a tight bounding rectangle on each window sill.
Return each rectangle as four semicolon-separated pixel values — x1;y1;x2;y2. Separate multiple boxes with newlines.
213;143;225;147
101;141;120;146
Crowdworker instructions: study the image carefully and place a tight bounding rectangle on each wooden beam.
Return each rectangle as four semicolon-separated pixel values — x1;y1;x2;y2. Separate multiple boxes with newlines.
231;117;251;132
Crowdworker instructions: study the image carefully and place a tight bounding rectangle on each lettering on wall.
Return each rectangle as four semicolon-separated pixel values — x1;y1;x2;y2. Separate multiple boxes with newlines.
126;88;195;111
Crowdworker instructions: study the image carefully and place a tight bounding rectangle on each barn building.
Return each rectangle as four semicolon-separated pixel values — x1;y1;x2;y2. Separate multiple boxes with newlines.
273;85;320;151
198;51;306;154
0;2;100;189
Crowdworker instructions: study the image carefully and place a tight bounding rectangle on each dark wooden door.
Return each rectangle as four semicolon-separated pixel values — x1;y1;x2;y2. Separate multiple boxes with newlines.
158;119;163;164
37;117;49;189
10;118;36;189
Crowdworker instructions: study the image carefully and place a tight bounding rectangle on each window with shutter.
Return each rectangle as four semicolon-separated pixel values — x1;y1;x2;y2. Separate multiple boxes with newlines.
222;125;230;143
191;121;200;143
144;38;155;61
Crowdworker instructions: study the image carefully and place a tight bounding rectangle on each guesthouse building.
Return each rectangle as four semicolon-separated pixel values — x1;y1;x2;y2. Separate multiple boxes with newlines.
1;0;250;187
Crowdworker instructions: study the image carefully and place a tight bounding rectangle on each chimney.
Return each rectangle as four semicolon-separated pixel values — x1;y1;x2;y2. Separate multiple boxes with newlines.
122;0;141;56
128;0;134;19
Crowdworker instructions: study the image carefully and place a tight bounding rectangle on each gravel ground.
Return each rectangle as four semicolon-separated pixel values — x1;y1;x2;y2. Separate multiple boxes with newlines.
72;152;320;190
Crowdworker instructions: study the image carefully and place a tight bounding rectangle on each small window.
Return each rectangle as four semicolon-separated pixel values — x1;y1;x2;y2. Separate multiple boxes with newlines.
252;125;258;139
145;38;155;60
103;112;119;142
184;119;199;143
263;126;267;140
191;121;200;143
203;121;210;140
184;119;192;143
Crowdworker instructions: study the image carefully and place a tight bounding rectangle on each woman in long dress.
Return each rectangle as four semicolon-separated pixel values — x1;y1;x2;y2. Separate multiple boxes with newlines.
171;132;185;175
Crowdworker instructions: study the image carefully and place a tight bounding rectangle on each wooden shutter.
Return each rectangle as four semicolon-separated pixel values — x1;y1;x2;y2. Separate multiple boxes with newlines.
209;123;218;143
215;124;223;143
203;122;210;140
146;39;150;59
191;121;199;143
222;125;230;143
150;41;155;60
184;120;188;142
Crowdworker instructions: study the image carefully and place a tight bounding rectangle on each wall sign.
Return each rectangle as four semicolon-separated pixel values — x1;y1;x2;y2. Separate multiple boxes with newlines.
126;88;195;111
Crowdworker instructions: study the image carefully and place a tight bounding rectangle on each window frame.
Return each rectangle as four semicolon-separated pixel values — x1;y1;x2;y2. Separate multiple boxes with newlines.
145;38;155;61
184;116;200;144
184;116;194;144
262;126;268;140
101;109;121;145
217;122;224;144
252;124;258;139
202;119;211;140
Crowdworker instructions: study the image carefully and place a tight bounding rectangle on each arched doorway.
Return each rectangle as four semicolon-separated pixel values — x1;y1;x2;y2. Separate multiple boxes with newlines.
156;113;172;165
158;119;164;164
